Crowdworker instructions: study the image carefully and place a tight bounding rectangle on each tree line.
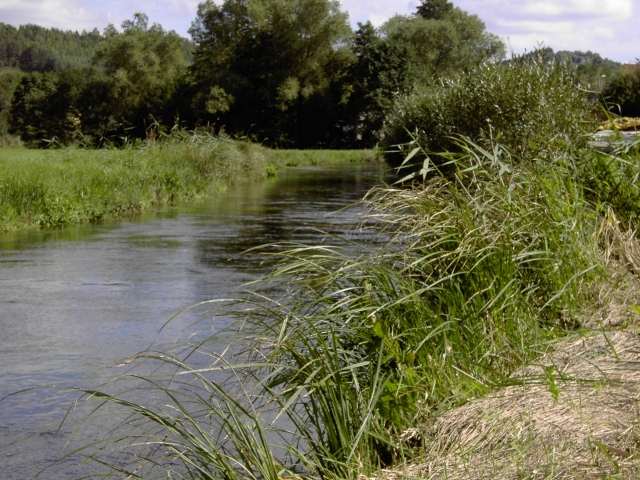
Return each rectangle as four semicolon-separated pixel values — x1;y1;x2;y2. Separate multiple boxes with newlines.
0;0;635;148
0;0;504;147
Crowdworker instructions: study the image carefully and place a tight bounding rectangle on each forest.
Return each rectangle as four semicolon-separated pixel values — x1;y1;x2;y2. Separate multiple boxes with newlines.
0;0;636;149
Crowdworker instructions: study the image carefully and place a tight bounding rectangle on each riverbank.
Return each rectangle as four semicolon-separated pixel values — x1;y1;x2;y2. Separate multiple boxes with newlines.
74;142;640;479
0;134;378;232
57;61;640;478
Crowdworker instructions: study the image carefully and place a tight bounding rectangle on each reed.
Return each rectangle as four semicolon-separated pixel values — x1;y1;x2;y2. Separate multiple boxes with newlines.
74;137;615;480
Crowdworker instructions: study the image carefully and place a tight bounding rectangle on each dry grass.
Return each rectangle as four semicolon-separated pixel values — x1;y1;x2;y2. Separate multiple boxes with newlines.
599;117;640;132
583;211;640;328
376;330;640;479
373;222;640;480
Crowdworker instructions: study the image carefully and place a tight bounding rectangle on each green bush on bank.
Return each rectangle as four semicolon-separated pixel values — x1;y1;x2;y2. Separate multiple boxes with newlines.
601;67;640;117
382;57;594;167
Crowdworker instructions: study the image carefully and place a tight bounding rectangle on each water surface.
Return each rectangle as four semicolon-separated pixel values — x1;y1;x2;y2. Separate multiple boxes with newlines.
0;162;386;478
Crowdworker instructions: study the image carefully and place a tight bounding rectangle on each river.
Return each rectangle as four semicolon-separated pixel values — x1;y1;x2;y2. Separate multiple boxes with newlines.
0;162;386;479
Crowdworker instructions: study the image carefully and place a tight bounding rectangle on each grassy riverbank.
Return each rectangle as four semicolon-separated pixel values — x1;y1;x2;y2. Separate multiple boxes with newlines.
0;134;377;232
72;61;640;479
81;143;640;480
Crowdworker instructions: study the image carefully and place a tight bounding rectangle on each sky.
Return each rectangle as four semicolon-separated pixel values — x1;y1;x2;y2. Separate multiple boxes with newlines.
0;0;637;63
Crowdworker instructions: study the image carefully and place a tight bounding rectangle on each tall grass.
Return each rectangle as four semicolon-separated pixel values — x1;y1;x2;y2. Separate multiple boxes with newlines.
74;137;608;479
0;133;377;232
578;142;640;228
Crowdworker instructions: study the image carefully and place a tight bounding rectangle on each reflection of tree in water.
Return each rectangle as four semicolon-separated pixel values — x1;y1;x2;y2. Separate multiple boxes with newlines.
193;166;385;274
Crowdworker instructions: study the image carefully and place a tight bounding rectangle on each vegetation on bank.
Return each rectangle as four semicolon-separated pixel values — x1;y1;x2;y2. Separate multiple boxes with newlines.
0;134;377;232
4;0;637;151
1;0;637;478
381;59;594;163
68;56;640;479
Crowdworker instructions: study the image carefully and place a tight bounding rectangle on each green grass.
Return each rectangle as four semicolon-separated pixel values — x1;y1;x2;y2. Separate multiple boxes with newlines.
274;149;381;167
578;142;640;228
0;134;378;232
72;138;611;480
60;62;640;479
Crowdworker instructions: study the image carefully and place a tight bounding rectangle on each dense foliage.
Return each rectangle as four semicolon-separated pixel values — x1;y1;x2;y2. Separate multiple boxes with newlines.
0;68;22;138
0;23;102;72
519;47;620;90
0;1;633;150
382;5;504;84
186;0;352;146
7;14;191;146
602;66;640;117
2;0;509;147
382;57;595;168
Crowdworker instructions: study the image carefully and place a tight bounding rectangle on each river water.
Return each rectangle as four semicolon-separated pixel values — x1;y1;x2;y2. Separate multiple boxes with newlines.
0;162;386;479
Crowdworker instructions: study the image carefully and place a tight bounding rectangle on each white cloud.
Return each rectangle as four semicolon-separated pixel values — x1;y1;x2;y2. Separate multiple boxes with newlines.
454;0;638;62
0;0;100;30
520;0;632;20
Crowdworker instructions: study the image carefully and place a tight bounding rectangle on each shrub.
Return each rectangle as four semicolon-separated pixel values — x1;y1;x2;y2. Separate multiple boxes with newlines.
381;55;594;168
602;67;640;117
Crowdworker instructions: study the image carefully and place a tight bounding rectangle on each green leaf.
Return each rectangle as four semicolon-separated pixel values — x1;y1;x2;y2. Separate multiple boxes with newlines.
544;366;560;401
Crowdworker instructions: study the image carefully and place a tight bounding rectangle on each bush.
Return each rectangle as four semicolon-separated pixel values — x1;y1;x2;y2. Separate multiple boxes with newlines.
382;55;594;168
602;67;640;117
578;145;640;227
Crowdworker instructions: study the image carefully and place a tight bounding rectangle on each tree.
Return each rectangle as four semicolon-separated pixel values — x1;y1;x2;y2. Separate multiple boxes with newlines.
187;0;351;145
382;7;504;84
0;22;103;71
0;68;23;135
9;72;80;146
8;13;191;146
416;0;453;19
18;45;57;72
344;22;408;145
602;66;640;117
89;13;191;139
517;47;621;90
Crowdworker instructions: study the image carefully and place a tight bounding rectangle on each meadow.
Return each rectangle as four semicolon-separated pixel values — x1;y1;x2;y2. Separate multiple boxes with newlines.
0;133;377;232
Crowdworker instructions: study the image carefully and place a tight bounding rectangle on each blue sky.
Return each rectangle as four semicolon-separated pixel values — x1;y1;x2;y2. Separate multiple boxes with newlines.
0;0;637;62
